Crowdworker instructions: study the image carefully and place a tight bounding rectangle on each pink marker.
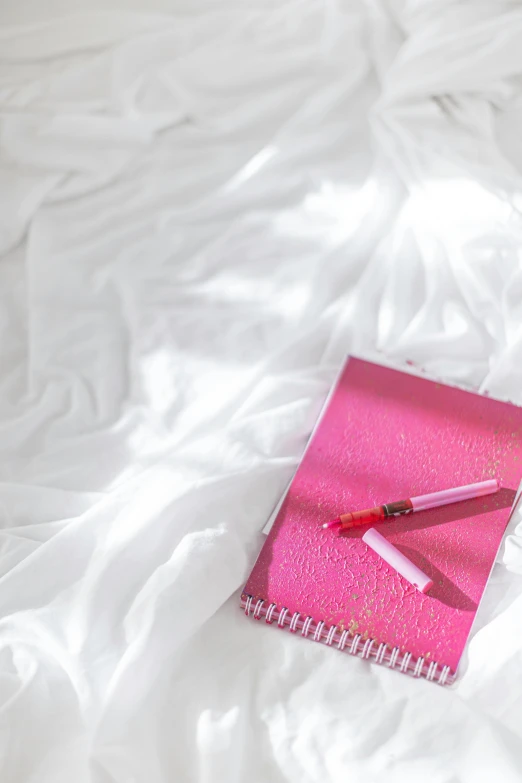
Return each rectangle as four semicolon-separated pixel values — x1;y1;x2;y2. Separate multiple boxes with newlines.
323;478;500;530
363;527;433;593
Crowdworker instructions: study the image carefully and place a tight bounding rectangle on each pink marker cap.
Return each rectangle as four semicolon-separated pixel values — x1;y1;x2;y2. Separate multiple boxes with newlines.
362;527;433;593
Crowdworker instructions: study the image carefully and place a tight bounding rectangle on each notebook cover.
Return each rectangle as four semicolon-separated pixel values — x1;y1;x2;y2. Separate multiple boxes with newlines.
243;357;522;677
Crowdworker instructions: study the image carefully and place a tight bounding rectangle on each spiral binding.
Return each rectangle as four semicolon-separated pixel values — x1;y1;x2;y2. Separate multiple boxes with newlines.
241;593;454;686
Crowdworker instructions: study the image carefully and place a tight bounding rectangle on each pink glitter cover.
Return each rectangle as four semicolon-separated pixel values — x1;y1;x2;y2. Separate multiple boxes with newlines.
243;357;522;676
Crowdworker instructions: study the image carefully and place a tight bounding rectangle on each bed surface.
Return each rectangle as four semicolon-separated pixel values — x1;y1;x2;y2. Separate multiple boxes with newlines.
1;2;522;781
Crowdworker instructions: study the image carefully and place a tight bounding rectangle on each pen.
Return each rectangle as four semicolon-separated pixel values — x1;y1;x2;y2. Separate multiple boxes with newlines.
322;478;500;530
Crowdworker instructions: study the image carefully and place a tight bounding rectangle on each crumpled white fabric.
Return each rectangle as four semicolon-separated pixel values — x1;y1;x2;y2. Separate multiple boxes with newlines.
1;1;522;781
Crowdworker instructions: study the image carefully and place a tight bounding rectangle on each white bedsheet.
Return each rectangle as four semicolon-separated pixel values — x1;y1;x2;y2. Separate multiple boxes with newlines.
2;1;522;781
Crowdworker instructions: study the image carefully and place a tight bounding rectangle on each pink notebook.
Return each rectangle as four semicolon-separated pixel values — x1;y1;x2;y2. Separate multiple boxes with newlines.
241;357;522;685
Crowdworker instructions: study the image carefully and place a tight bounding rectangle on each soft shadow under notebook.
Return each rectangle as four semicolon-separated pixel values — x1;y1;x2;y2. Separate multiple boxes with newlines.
241;357;522;685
